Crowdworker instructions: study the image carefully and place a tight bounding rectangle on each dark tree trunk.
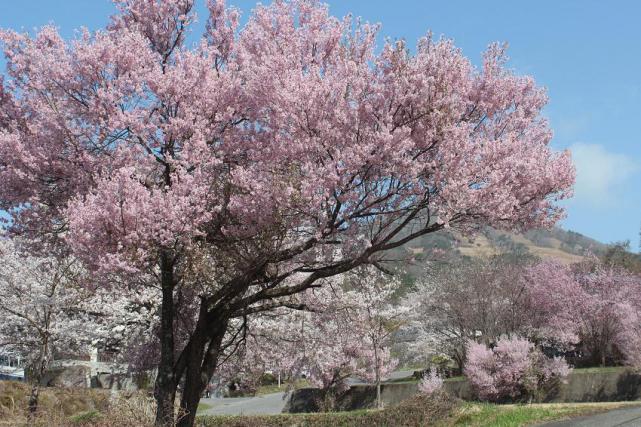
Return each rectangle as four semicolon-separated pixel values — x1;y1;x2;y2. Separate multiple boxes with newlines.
374;346;382;409
177;312;228;427
176;358;205;427
176;306;208;427
154;252;177;427
152;255;257;426
28;383;40;417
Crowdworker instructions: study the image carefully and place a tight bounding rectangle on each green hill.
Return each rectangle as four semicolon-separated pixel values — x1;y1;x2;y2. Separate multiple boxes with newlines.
388;226;612;285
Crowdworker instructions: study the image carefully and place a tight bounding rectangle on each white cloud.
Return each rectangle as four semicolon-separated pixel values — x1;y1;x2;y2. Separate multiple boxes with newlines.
570;143;638;207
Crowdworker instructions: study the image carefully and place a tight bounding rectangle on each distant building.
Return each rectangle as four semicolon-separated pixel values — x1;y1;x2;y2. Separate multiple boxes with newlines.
0;347;143;390
0;352;25;381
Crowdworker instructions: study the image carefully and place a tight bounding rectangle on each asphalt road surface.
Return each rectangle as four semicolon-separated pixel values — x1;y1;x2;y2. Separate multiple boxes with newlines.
347;369;416;385
199;392;287;416
542;405;641;427
199;370;417;416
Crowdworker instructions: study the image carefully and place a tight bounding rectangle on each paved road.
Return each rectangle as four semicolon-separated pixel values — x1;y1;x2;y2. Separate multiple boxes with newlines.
199;370;417;416
541;405;641;427
348;369;416;385
199;392;287;416
388;369;417;380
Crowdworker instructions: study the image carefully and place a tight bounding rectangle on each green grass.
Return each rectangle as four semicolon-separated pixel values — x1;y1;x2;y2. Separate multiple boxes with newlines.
198;398;641;427
199;393;456;426
256;384;287;395
256;379;311;396
384;377;419;384
572;366;626;374
69;410;103;424
449;402;640;426
395;364;426;371
197;402;213;413
201;410;376;427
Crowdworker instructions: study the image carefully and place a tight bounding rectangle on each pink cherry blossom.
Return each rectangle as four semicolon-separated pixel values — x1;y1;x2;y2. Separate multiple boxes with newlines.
418;370;444;396
465;336;571;402
0;1;575;425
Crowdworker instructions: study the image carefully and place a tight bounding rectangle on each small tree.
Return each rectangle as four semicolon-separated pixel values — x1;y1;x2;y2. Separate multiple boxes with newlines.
298;281;402;411
464;336;570;403
572;264;641;367
221;270;404;411
404;255;536;371
520;261;584;349
0;237;155;414
347;271;407;409
418;370;444;396
524;260;641;367
0;238;93;415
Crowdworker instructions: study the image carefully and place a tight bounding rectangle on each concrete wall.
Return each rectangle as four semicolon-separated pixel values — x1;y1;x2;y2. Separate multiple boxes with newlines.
443;369;641;403
284;383;420;413
546;370;641;402
42;362;140;391
284;369;641;413
42;365;92;388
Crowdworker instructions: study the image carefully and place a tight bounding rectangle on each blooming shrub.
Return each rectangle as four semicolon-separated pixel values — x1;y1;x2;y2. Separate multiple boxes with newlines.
418;370;444;395
464;336;571;402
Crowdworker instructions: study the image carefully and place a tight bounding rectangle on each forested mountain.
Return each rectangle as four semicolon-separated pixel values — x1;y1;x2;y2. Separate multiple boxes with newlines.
389;226;638;287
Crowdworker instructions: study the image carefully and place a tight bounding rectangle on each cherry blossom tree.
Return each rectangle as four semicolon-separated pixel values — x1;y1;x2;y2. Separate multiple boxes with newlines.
483;259;641;368
568;263;641;367
464;336;571;403
295;274;402;410
301;306;379;411
0;236;159;415
0;238;96;416
406;256;641;375
88;282;161;370
349;271;408;409
223;270;403;410
209;291;318;397
403;255;535;371
0;0;574;424
522;260;641;367
519;261;584;350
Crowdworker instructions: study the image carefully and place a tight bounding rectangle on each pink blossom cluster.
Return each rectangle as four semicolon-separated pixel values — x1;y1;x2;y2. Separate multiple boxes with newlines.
0;0;574;277
464;336;571;402
418;370;444;396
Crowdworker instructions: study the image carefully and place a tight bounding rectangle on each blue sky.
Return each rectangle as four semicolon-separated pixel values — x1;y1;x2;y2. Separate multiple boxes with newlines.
1;1;640;249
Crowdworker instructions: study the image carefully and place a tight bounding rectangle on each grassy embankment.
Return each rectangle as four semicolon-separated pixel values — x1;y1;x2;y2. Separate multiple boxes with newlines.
1;369;637;427
198;398;639;427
